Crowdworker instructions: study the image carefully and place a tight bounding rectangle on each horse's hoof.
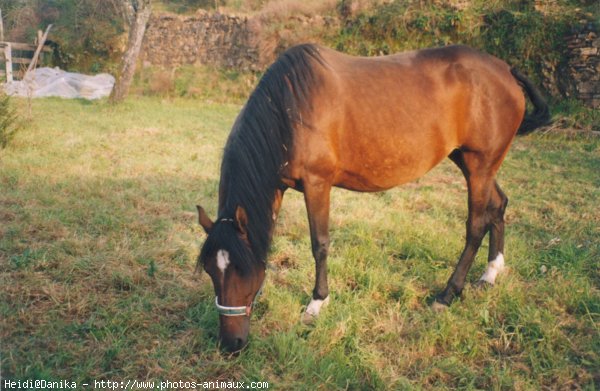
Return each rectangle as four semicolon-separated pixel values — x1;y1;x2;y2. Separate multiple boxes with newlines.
474;279;494;290
431;300;449;313
302;311;317;325
302;296;330;324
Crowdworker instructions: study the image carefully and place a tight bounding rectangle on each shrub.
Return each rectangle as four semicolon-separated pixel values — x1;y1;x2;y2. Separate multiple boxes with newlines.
332;0;577;96
2;0;125;73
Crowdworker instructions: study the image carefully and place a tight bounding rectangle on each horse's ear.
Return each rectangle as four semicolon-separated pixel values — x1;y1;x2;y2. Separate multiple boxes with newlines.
196;205;214;234
234;205;248;237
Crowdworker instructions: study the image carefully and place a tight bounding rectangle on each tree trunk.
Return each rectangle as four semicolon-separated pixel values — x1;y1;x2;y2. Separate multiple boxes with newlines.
109;0;151;104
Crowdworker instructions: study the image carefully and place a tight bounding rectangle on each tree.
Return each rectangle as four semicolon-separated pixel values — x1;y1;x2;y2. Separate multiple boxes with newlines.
109;0;152;103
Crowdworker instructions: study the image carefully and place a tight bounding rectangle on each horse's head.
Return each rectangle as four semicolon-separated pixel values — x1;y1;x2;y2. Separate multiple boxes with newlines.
196;205;266;353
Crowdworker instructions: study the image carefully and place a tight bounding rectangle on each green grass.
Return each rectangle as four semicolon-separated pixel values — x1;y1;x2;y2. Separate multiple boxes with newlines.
132;65;259;104
550;98;600;132
1;97;598;389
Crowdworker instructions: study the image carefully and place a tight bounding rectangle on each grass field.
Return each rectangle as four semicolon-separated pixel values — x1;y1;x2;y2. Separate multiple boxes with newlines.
1;97;598;390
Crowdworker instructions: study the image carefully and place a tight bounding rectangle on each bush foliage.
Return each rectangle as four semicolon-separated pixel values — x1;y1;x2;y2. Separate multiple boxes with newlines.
333;0;581;90
2;0;125;73
2;0;589;85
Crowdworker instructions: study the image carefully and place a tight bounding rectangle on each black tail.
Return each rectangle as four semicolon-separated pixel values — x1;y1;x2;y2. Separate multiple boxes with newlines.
511;68;551;135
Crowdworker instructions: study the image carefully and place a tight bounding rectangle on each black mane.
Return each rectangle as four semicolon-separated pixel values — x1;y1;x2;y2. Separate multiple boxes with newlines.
199;44;325;274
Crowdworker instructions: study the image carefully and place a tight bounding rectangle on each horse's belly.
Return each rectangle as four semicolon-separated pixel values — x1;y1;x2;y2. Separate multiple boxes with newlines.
334;151;444;192
330;98;459;191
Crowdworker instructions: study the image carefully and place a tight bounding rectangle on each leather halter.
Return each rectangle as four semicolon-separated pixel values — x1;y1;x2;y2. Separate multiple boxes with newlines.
213;217;265;316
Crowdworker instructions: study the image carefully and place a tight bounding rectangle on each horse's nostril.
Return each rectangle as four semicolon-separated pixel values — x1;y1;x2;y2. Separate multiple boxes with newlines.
221;336;247;353
235;338;244;350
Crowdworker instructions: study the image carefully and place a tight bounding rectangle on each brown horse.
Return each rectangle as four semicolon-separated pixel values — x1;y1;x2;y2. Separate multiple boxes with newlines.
196;44;550;352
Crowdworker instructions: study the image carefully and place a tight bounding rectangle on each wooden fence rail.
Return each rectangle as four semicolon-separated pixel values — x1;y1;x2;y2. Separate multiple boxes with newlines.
0;41;51;82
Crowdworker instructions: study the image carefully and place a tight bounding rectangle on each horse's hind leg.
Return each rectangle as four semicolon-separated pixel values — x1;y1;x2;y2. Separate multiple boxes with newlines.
302;178;332;323
477;181;508;286
434;150;497;308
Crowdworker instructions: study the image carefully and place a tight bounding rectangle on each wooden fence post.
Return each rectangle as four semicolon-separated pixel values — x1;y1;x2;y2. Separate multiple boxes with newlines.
0;9;4;42
4;43;12;82
26;24;52;75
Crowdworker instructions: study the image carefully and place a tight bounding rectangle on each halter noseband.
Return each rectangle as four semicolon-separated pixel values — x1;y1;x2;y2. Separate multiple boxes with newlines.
215;279;264;317
215;296;253;317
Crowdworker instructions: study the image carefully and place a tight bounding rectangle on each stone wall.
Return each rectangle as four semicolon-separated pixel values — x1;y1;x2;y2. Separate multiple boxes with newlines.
142;11;259;70
564;23;600;108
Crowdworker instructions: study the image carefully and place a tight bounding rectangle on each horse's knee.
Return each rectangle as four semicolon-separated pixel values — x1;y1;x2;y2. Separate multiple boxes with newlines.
466;215;488;242
312;238;329;262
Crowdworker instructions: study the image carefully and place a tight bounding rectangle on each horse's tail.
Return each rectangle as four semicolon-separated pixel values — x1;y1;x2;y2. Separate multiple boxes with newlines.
510;67;551;135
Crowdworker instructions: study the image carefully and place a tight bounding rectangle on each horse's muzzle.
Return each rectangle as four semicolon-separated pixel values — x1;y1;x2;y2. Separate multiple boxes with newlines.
220;333;248;353
219;314;250;353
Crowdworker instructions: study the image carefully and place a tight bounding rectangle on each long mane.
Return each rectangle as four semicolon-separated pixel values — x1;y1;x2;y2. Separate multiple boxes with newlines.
199;44;325;274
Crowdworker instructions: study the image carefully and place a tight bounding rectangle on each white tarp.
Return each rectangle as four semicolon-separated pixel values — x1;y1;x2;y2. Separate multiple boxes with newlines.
3;67;115;100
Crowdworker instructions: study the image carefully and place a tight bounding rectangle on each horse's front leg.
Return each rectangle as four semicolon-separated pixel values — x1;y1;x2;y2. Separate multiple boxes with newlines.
302;179;332;323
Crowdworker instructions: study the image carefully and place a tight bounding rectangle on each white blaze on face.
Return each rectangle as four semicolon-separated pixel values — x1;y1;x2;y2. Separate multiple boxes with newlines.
216;250;230;275
480;253;505;284
305;296;330;317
